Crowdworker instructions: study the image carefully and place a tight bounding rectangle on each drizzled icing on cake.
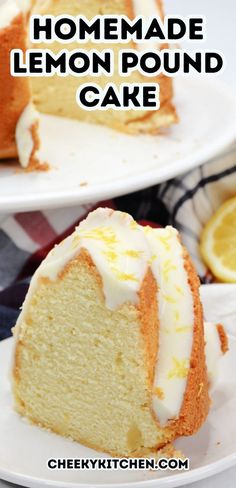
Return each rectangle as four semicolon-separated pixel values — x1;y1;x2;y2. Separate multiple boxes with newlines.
14;208;222;426
15;103;39;168
145;225;194;424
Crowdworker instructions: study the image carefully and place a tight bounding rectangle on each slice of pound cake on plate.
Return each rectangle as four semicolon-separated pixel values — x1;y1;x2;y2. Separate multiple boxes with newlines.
12;208;228;457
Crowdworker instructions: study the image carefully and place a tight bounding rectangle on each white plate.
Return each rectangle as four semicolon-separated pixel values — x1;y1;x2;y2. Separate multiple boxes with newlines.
0;284;236;488
0;78;236;212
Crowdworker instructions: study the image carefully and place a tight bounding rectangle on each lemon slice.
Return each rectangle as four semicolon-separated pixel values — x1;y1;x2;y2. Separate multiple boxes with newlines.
200;196;236;282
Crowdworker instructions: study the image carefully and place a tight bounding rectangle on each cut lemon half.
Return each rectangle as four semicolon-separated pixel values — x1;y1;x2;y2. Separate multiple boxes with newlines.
200;196;236;283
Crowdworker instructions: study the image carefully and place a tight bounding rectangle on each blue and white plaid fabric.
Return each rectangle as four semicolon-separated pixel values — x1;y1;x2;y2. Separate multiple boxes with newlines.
158;144;236;280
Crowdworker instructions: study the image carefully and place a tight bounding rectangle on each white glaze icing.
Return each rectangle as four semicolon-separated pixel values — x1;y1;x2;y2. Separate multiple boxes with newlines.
132;0;162;52
15;103;39;168
148;227;194;425
0;0;20;29
204;322;223;388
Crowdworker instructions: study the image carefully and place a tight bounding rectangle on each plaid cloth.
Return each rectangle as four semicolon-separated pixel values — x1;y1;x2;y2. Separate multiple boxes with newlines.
0;143;235;341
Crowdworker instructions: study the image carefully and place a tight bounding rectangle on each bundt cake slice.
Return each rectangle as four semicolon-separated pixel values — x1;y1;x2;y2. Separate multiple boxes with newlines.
12;208;227;457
